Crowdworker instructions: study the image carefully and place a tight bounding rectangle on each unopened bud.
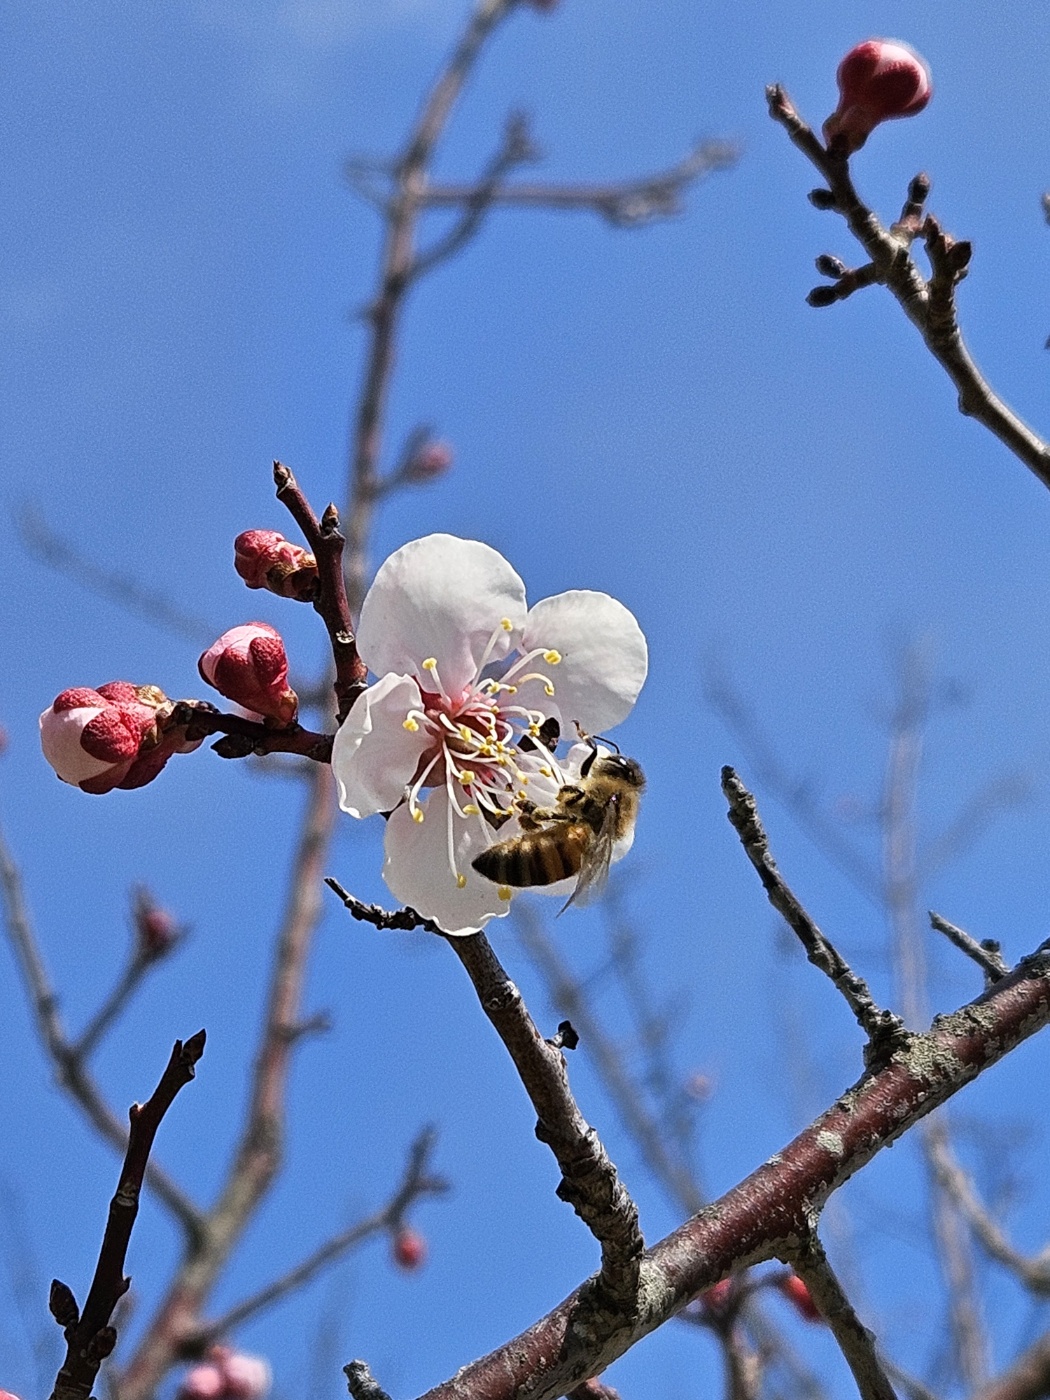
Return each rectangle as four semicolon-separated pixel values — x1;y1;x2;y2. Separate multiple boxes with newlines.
823;40;931;154
700;1279;734;1314
778;1273;822;1322
392;1226;427;1270
133;888;181;958
198;624;299;727
403;440;454;484
234;530;318;602
40;683;202;794
221;1353;272;1400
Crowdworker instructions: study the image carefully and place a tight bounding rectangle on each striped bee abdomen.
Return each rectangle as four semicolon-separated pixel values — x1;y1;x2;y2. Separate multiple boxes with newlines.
472;822;591;888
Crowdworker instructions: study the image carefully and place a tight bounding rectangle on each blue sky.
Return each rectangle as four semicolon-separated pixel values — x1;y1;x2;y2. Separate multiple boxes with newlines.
4;1;1050;1396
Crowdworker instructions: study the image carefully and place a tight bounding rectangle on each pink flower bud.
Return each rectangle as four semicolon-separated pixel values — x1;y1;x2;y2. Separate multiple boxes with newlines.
403;441;454;483
221;1353;272;1400
198;624;299;727
134;887;180;957
393;1226;427;1270
823;40;931;153
178;1362;226;1400
234;530;318;602
40;683;199;794
700;1279;734;1314
778;1273;822;1322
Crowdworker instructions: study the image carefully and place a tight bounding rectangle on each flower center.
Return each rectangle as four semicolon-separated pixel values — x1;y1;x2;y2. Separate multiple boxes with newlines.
401;620;565;887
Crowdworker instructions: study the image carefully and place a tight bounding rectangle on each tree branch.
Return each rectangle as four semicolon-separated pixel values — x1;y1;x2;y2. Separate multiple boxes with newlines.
928;912;1009;985
48;1032;205;1400
789;1235;896;1400
971;1333;1050;1400
767;84;1050;492
416;936;1050;1400
721;767;908;1062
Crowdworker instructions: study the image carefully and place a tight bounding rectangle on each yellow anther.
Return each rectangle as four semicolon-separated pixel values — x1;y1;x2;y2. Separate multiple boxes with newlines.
543;682;555;697
517;789;529;801
498;885;512;902
402;717;419;732
458;725;472;742
539;765;552;778
456;873;467;889
463;803;480;816
500;617;513;632
412;808;425;824
422;657;437;672
543;650;561;665
459;770;475;785
528;723;540;737
505;685;518;695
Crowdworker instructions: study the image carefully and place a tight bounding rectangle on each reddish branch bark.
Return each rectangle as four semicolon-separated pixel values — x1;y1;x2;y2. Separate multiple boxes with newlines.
417;939;1050;1400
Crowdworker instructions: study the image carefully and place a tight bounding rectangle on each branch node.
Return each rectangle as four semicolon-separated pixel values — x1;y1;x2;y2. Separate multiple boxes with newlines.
345;1359;394;1400
50;1279;80;1331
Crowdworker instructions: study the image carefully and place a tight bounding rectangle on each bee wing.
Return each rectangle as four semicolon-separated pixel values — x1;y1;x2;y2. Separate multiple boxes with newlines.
557;797;619;915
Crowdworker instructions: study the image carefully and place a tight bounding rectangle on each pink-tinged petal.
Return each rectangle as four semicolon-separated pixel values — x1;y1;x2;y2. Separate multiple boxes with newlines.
522;591;647;733
383;790;511;935
356;535;527;695
221;1354;272;1400
40;702;121;785
178;1364;225;1400
332;674;429;818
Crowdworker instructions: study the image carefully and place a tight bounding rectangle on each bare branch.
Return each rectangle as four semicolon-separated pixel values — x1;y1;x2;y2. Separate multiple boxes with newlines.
18;505;218;645
420;139;738;226
449;931;645;1305
416;937;1050;1400
325;879;444;936
192;1128;448;1344
971;1334;1050;1400
789;1236;896;1400
170;699;334;764
49;1032;205;1400
767;85;1050;491
346;1360;395;1400
0;820;204;1239
721;767;908;1061
925;1126;1050;1293
928;912;1009;985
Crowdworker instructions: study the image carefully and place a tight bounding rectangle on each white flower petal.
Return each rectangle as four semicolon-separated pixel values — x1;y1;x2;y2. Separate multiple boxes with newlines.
383;789;512;936
39;705;117;785
523;591;647;733
332;673;428;818
356;535;527;696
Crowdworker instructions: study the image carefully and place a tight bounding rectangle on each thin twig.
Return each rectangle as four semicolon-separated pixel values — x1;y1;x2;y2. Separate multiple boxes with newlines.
721;767;908;1061
971;1333;1050;1400
767;84;1050;492
190;1128;448;1345
925;1128;1050;1293
789;1235;897;1400
928;913;1009;984
170;699;333;763
449;932;645;1306
324;880;444;936
48;1032;206;1400
0;821;204;1239
419;139;738;227
416;939;1050;1400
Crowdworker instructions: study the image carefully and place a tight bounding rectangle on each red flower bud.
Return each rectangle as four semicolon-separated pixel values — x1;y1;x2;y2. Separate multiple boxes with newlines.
700;1279;734;1314
234;530;318;602
403;441;454;484
823;40;931;153
40;684;202;794
392;1226;427;1270
198;624;299;727
133;887;181;958
778;1273;822;1322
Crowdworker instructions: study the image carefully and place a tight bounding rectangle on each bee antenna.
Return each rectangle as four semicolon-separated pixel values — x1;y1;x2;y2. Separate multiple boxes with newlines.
594;734;620;754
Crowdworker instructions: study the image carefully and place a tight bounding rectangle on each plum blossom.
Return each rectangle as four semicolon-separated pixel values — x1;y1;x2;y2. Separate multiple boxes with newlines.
198;623;299;726
823;39;931;153
178;1346;271;1400
331;534;647;935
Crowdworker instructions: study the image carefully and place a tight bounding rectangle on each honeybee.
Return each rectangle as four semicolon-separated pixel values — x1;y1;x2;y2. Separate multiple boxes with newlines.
471;739;645;911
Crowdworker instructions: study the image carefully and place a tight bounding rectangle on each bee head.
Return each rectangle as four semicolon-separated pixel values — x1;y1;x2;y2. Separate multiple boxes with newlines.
592;753;645;788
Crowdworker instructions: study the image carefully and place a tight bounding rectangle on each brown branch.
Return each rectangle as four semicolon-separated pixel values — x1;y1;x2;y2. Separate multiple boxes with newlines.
448;931;645;1305
788;1236;896;1400
925;1127;1050;1294
49;1031;206;1400
273;462;367;720
971;1334;1050;1400
325;879;445;936
419;138;738;226
188;1127;448;1347
721;767;908;1062
344;0;519;615
767;84;1050;492
114;763;336;1400
514;900;705;1217
415;937;1050;1400
0;820;205;1240
170;699;334;763
928;912;1009;985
